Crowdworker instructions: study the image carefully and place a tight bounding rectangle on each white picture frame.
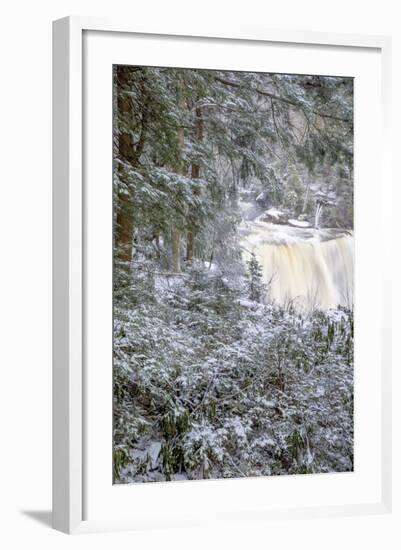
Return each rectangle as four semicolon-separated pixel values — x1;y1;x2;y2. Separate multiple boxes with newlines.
52;16;392;534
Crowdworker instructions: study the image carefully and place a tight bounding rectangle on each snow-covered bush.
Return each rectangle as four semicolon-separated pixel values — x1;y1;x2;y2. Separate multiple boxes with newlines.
114;266;353;483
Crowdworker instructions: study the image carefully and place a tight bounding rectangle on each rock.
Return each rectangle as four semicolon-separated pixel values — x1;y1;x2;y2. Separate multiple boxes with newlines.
255;191;269;208
259;207;288;225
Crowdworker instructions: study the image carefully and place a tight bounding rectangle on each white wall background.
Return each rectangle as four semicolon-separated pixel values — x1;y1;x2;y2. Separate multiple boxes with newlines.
0;0;399;548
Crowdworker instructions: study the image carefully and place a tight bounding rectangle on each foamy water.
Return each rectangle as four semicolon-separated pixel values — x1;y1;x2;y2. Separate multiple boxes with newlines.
241;220;354;312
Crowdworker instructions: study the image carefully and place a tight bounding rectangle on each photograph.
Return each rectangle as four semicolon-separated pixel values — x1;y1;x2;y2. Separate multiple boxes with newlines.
112;65;354;484
0;0;395;543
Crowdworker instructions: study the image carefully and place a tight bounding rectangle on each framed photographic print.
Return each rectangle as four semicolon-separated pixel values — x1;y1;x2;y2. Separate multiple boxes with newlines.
52;17;392;533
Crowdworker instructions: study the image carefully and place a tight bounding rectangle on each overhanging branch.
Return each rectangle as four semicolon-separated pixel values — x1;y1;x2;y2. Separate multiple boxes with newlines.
214;76;352;124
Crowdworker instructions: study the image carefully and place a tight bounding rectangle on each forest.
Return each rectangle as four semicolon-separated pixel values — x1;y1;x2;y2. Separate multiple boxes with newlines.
113;65;354;483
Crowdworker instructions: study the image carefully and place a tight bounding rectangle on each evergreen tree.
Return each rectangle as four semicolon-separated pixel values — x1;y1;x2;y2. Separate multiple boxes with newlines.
113;66;354;273
246;253;266;302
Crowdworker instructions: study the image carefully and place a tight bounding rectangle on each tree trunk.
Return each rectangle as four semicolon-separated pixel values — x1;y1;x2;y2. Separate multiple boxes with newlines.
186;107;203;263
186;161;199;263
171;227;181;273
186;230;195;263
171;81;186;273
302;180;310;214
114;66;147;265
116;193;134;263
115;66;135;264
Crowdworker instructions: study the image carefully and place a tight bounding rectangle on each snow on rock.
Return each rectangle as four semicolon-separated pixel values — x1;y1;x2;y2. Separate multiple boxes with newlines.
288;218;312;228
258;207;288;225
266;207;284;219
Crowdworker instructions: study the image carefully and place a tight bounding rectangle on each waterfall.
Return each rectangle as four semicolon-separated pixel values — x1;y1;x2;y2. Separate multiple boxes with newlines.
314;202;323;228
241;220;354;313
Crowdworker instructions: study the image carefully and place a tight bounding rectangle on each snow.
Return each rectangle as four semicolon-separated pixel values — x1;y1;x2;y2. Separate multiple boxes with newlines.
113;68;354;486
130;440;161;470
115;282;354;483
171;473;188;481
203;260;221;273
239;298;259;309
288;218;311;228
238;200;263;221
265;207;284;219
